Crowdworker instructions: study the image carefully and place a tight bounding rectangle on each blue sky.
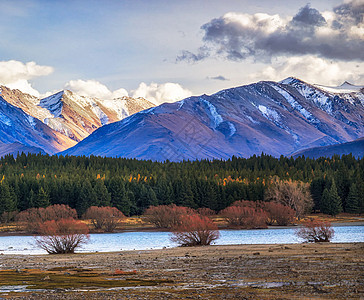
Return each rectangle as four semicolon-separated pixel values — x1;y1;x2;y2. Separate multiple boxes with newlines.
0;0;362;103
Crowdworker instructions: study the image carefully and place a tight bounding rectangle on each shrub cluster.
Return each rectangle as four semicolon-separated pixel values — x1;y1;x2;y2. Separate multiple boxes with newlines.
220;200;295;228
83;206;125;232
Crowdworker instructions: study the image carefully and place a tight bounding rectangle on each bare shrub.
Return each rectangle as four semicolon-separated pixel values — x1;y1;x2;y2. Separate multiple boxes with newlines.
16;205;77;233
263;202;296;226
220;206;268;229
171;214;220;247
295;219;334;243
143;204;195;229
265;179;313;219
35;218;89;254
83;206;125;232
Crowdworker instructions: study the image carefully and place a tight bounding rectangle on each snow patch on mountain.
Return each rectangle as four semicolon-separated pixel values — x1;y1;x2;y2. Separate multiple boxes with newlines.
272;85;314;121
91;104;109;125
0;111;12;126
177;99;185;111
246;115;259;124
258;105;280;122
281;78;333;115
27;115;36;127
227;122;236;137
201;98;223;128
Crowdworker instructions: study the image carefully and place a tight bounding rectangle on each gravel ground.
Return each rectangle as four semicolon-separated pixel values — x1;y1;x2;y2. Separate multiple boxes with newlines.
0;243;363;299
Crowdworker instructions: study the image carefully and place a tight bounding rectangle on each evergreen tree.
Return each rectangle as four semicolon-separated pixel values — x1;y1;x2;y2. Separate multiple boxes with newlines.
35;187;50;208
77;180;97;216
27;189;36;208
320;180;342;216
345;183;360;213
108;178;131;216
0;182;16;215
94;179;111;206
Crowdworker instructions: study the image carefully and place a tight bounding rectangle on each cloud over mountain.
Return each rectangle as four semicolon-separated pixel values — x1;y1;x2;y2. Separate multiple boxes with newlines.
131;82;192;105
65;79;128;99
177;1;364;63
0;60;54;97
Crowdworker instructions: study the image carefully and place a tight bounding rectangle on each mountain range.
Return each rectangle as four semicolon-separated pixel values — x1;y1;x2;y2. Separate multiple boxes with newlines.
1;78;363;160
0;85;154;154
62;78;364;161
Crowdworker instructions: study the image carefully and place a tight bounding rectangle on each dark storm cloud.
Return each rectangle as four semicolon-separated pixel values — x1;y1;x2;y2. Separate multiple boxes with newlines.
177;1;364;63
333;0;364;25
291;4;327;26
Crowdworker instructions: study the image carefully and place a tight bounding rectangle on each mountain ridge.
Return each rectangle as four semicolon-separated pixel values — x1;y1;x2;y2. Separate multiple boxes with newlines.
62;77;364;161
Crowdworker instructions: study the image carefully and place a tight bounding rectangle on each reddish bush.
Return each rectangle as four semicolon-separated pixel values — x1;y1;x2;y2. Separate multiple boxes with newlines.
83;206;125;232
143;204;196;229
295;219;334;243
171;214;220;247
196;207;215;216
16;205;77;233
220;206;268;229
35;218;90;254
263;202;296;226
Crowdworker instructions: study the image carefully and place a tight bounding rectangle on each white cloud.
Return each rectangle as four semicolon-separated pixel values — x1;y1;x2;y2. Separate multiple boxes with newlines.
0;60;54;97
131;82;192;105
249;55;364;86
64;79;128;99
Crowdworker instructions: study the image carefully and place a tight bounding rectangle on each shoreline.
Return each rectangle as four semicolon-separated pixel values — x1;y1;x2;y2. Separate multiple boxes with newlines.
0;220;363;237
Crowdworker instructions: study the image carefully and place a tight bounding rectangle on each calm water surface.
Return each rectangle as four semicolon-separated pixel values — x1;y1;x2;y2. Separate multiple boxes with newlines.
0;225;363;255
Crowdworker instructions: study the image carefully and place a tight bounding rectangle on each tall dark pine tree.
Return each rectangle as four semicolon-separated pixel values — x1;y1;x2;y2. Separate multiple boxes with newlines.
320;180;342;216
94;179;111;207
35;187;50;208
336;164;350;211
0;182;16;216
77;179;97;216
345;183;360;214
107;178;131;216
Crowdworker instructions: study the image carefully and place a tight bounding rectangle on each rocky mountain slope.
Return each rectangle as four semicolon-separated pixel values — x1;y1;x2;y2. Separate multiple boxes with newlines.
0;86;155;142
62;77;364;161
0;94;75;154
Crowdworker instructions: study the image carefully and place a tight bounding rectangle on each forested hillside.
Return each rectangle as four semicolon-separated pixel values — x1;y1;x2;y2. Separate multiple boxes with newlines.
0;153;363;217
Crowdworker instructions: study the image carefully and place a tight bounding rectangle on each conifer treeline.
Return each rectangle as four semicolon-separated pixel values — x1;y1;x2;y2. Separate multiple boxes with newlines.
0;153;363;217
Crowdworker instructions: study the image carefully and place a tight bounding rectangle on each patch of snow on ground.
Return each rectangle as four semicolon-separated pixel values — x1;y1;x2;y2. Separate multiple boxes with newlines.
246;115;259;124
102;98;130;120
295;85;333;114
0;112;11;126
177;99;185;111
201;98;223;128
91;104;109;125
227;122;236;136
272;85;314;121
27;115;36;127
258;105;280;122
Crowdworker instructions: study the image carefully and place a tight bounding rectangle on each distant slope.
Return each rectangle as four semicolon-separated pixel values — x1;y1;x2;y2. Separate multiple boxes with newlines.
292;137;364;159
0;86;155;142
0;142;46;158
62;78;364;161
0;95;75;154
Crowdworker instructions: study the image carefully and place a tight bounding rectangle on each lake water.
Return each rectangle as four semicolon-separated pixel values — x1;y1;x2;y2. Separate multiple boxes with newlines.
0;225;363;255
